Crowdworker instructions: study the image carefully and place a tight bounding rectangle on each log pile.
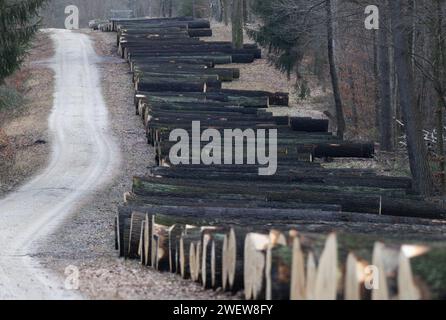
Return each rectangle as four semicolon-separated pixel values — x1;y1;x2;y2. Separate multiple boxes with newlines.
94;17;446;300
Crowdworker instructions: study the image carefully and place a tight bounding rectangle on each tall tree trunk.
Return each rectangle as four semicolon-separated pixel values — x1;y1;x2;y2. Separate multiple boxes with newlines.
434;0;445;193
168;0;173;17
222;0;230;25
159;0;165;17
243;0;248;25
348;67;359;130
232;0;244;49
373;29;380;133
378;1;394;151
325;0;345;139
390;0;434;196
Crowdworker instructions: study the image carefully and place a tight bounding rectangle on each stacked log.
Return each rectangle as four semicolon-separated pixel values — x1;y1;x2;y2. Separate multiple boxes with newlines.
93;17;446;300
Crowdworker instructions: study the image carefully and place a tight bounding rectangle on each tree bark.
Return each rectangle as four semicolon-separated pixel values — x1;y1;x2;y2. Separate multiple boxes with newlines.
232;0;244;49
325;0;345;139
389;0;434;196
434;0;445;193
378;1;394;151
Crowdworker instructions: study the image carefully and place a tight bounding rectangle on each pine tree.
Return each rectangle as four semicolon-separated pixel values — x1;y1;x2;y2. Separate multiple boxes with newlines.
0;0;47;83
247;0;308;77
248;0;346;137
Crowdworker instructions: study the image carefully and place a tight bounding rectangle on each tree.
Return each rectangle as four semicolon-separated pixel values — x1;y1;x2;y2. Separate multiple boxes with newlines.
0;0;47;84
378;0;394;151
232;0;244;49
222;0;230;25
390;0;434;195
433;0;446;192
249;0;345;138
325;0;345;138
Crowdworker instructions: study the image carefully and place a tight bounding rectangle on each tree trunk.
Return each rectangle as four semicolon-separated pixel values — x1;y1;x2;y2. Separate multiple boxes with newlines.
434;0;445;193
347;67;359;130
222;0;230;25
378;1;394;151
243;0;248;24
390;0;434;196
373;30;380;133
232;0;244;49
325;0;345;139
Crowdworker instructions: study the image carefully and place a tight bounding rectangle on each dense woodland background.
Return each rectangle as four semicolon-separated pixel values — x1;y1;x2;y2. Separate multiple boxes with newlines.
2;0;446;198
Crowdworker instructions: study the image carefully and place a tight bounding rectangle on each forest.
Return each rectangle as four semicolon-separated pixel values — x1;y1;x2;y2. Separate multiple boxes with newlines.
36;0;446;197
0;0;445;195
1;0;446;301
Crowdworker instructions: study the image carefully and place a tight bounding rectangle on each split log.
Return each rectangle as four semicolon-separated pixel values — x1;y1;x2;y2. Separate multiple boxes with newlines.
139;220;145;265
398;245;446;300
189;241;202;282
371;242;400;300
290;236;306;300
305;252;317;299
265;232;293;300
128;212;146;259
179;227;202;279
151;215;171;271
114;216;119;251
117;215;130;257
244;230;287;300
201;228;226;289
314;233;338;299
222;228;246;293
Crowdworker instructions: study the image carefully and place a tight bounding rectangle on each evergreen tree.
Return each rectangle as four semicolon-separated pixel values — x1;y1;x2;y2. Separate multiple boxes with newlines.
247;0;320;77
0;0;47;83
248;0;345;137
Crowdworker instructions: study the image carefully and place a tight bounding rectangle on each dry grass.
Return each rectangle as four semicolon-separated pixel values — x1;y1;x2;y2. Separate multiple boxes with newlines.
0;31;55;196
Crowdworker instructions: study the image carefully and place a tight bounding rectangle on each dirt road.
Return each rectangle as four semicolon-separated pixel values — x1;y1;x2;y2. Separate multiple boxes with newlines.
0;29;119;299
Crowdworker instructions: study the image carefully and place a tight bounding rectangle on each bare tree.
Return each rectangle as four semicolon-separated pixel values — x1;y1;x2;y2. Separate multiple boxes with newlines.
378;0;394;151
232;0;244;49
390;0;434;195
326;0;345;139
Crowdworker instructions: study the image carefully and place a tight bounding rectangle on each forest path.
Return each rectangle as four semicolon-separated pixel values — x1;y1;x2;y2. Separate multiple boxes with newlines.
0;29;120;299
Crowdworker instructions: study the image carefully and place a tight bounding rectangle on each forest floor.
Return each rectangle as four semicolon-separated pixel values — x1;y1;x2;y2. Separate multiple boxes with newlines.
0;32;54;196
